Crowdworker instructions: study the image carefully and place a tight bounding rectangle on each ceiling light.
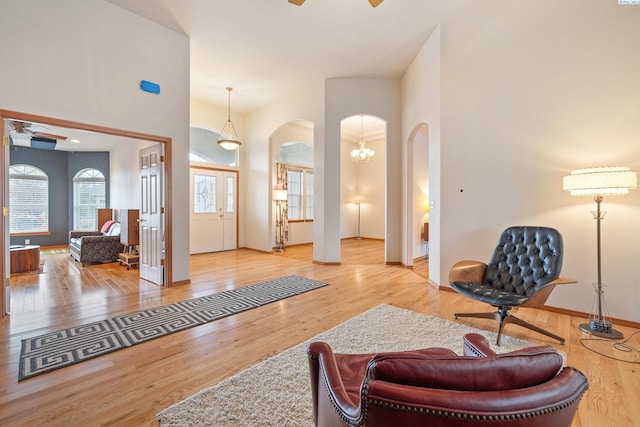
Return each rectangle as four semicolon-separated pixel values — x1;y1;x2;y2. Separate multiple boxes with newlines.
351;114;375;164
217;87;242;150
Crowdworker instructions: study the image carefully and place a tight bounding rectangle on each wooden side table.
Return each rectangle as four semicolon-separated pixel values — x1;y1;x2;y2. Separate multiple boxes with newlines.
10;245;41;274
118;252;139;269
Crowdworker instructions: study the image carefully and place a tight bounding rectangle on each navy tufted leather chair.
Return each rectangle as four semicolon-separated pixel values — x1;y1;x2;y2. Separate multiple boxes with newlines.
449;226;575;345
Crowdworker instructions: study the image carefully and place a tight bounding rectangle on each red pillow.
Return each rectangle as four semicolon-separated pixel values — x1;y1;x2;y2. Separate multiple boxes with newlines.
101;220;116;233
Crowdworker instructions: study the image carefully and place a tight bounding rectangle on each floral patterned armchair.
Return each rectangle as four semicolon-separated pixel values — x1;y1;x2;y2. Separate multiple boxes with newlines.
69;220;124;266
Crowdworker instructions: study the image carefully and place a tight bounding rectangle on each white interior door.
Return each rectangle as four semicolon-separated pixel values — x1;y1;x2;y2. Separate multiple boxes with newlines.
189;168;237;254
139;145;164;285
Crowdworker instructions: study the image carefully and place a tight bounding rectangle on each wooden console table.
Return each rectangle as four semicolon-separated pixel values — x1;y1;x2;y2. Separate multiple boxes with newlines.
10;245;41;274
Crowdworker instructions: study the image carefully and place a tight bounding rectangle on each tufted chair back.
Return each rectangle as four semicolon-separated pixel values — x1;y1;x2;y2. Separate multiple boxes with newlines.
484;226;563;297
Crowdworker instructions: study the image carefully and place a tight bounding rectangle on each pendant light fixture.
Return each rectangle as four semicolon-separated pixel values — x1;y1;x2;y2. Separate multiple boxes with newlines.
217;87;242;150
351;114;375;164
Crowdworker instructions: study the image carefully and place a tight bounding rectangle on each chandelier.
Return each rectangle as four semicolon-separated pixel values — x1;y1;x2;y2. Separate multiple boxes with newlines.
351;114;375;164
217;87;242;150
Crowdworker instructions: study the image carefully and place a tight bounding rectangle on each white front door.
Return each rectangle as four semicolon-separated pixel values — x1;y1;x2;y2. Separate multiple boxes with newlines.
139;145;164;285
190;168;237;254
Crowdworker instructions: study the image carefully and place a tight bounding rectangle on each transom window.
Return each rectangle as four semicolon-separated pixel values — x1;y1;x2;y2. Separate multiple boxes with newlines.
73;168;106;230
190;127;238;167
9;164;49;234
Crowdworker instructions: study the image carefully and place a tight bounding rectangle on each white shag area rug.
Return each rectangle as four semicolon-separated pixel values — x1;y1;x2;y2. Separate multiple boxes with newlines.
157;304;545;427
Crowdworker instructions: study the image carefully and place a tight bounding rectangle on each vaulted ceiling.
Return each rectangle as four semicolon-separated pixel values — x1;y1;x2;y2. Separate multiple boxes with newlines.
106;0;467;112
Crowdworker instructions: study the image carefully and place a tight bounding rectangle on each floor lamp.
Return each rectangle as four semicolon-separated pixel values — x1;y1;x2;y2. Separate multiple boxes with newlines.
563;166;637;339
273;189;288;252
353;195;365;240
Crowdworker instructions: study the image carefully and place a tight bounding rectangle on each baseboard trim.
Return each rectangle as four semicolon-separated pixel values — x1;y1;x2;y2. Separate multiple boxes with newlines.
439;285;640;329
541;304;640;330
313;260;341;265
238;246;273;254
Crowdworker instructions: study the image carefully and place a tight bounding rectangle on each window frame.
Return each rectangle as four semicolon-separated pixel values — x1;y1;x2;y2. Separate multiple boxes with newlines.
285;164;314;222
9;164;50;235
73;168;106;230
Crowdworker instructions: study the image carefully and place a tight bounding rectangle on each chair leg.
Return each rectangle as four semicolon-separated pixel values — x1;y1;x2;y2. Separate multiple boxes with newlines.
454;311;504;345
455;308;564;346
454;311;501;321
503;314;565;345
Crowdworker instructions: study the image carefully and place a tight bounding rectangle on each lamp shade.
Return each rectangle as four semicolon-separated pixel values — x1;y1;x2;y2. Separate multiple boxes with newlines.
563;167;637;196
353;194;366;204
273;189;288;201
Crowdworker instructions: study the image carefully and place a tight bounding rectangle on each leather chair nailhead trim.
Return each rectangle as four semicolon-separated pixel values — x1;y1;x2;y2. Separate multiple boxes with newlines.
314;353;365;426
364;372;588;422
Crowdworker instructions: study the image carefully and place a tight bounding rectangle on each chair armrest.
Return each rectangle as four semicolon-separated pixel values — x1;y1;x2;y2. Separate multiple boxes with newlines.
550;277;577;286
308;342;363;423
449;260;487;284
524;277;578;309
463;333;497;357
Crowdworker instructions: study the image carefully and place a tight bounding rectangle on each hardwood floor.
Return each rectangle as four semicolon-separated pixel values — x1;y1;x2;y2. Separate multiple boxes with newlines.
1;240;638;426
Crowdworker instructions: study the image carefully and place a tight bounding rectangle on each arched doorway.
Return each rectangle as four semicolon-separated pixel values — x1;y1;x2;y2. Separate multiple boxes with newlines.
406;122;430;270
340;114;386;261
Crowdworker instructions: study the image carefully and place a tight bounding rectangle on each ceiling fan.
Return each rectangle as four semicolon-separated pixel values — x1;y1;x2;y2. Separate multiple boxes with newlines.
8;120;68;141
289;0;384;7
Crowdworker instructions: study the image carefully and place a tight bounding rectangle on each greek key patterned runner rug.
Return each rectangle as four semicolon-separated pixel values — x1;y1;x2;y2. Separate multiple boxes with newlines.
19;275;327;381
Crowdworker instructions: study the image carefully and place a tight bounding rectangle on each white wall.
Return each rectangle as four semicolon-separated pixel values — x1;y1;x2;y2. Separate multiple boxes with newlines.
110;141;155;210
325;79;402;262
191;97;245;138
0;0;191;282
243;83;325;253
340;124;386;240
435;1;640;322
355;138;386;240
412;136;429;257
402;26;441;274
242;78;401;263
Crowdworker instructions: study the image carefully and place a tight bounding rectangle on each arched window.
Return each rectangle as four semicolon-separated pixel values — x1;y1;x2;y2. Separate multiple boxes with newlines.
280;141;313;167
9;164;49;234
73;168;106;230
190;127;238;167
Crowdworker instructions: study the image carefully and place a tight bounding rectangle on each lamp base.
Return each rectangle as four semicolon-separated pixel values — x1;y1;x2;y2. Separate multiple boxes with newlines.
579;319;624;340
275;246;285;252
355;236;362;240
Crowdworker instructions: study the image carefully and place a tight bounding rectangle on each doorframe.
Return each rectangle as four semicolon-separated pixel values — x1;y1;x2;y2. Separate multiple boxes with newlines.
189;164;240;253
0;109;174;316
405;122;429;268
